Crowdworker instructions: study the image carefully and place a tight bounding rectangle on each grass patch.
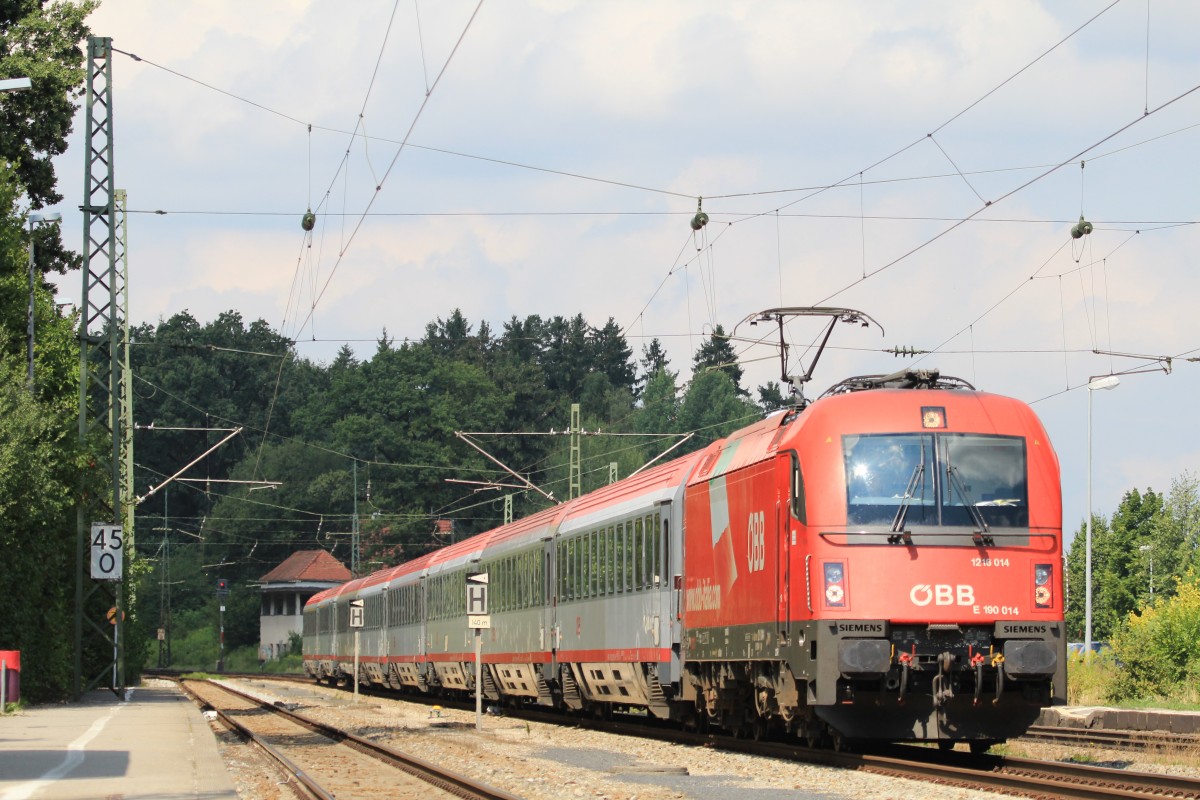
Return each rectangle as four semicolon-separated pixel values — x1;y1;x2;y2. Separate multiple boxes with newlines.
1067;652;1119;706
1067;652;1200;710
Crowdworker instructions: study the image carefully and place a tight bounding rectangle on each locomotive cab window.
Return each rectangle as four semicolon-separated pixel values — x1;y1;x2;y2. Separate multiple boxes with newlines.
843;432;1028;529
790;452;807;524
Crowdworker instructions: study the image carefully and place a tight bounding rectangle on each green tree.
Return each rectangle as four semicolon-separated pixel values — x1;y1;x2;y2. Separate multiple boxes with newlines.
636;367;680;434
1096;488;1164;638
677;370;760;451
692;324;746;396
541;314;591;397
1159;472;1200;597
0;0;95;275
1068;488;1167;644
0;374;81;700
590;317;636;397
1064;514;1109;641
757;380;790;413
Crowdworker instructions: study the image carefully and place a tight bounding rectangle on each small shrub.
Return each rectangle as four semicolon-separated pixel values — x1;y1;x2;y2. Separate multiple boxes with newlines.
1108;583;1200;703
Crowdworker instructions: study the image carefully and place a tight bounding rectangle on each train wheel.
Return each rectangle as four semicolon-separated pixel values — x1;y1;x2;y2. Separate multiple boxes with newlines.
804;727;823;749
751;719;767;741
937;740;955;752
969;740;997;755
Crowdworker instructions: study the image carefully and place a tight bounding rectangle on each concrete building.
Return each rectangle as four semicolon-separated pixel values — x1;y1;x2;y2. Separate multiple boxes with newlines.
258;550;350;661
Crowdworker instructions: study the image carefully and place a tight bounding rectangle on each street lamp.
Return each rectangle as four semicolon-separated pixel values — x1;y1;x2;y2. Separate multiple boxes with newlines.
1139;544;1153;598
27;211;63;392
0;77;32;93
1085;374;1120;656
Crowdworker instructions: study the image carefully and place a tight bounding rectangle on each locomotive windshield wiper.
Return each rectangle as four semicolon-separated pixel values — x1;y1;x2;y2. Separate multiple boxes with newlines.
890;463;925;536
946;464;992;543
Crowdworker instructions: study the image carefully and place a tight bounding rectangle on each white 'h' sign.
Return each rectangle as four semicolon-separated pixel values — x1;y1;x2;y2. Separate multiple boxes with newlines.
466;584;488;615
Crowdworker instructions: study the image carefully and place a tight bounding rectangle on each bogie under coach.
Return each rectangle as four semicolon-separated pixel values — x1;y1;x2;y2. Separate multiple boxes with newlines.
304;368;1064;748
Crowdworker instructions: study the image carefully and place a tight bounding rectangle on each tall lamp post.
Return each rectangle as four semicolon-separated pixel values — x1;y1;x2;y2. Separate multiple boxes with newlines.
27;211;63;392
1085;374;1120;655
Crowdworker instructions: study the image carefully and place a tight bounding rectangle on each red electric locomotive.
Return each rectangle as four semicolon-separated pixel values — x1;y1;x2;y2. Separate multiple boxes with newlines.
679;367;1063;748
304;312;1063;750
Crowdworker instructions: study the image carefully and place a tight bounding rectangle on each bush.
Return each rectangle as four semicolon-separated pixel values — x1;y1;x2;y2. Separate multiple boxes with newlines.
1108;581;1200;702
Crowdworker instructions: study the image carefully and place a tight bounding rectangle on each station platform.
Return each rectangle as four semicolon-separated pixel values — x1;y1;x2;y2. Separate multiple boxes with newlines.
1040;704;1200;734
0;682;237;800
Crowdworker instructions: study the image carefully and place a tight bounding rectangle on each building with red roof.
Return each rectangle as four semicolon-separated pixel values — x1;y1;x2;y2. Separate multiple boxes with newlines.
258;550;351;661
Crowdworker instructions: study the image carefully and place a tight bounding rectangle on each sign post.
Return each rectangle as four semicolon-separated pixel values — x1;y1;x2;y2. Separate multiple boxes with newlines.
466;573;490;731
349;599;364;703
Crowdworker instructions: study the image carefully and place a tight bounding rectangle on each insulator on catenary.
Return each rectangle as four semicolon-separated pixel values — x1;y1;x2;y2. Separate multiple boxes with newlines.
691;196;709;231
301;210;316;232
1070;215;1093;239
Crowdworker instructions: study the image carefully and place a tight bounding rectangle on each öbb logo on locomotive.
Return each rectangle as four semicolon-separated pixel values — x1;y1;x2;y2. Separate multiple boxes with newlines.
908;583;976;607
746;510;766;573
304;331;1065;752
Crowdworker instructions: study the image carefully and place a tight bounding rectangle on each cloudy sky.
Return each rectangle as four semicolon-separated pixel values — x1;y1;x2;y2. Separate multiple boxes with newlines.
51;1;1199;540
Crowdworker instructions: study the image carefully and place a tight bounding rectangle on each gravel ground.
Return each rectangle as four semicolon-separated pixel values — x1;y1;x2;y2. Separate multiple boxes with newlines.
198;678;1022;800
182;677;1200;800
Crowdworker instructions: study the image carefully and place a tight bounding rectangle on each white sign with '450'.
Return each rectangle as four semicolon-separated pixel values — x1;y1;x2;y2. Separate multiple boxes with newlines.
746;511;766;572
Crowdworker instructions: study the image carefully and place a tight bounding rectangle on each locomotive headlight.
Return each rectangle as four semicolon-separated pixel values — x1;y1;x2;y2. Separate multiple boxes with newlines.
823;561;846;608
1034;563;1053;608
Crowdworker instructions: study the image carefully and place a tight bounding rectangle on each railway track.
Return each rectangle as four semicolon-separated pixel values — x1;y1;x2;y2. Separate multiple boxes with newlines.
180;678;520;800
1020;723;1200;751
180;674;1200;799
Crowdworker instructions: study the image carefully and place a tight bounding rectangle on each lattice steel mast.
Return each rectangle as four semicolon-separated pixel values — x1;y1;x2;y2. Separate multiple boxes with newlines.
74;35;128;697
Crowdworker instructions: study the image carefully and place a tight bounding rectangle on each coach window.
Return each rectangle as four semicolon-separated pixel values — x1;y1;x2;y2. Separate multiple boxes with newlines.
508;555;516;610
614;522;624;593
650;514;662;586
517;553;525;610
529;551;539;608
566;538;574;600
557;541;565;601
575;536;584;600
563;539;573;601
564;539;573;601
604;526;613;594
624;522;633;592
608;526;617;593
571;538;578;599
584;534;594;598
596;528;607;596
598;528;607;594
592;527;600;597
634;517;646;591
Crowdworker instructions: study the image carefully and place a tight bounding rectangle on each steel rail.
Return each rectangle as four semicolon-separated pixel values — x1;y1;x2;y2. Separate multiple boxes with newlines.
191;678;523;800
176;679;329;800
1021;723;1200;751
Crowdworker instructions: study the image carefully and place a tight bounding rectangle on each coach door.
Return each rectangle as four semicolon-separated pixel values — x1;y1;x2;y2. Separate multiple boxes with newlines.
542;539;555;659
